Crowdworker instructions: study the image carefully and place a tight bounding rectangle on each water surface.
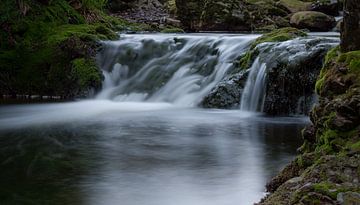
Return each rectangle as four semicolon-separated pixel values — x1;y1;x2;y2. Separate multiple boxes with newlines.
0;101;307;205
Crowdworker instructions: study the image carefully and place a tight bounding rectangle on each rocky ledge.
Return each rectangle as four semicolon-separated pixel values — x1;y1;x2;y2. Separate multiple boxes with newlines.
257;46;360;204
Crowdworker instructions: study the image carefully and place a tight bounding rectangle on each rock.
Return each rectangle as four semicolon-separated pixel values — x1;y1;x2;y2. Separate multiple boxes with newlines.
290;11;336;32
201;71;248;109
341;0;360;52
265;160;303;193
287;176;303;184
165;17;181;27
303;125;317;144
176;0;293;32
329;113;358;131
337;192;360;205
175;0;205;31
311;0;341;16
277;0;311;13
199;0;251;31
260;38;338;115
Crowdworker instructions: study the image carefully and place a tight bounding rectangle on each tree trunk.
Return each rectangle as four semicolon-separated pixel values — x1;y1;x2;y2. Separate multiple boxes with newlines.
340;0;360;52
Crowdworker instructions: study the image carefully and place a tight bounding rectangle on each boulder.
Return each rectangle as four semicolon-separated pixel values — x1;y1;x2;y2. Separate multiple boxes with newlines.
311;0;340;16
201;71;248;109
290;11;336;31
277;0;311;13
259;38;339;115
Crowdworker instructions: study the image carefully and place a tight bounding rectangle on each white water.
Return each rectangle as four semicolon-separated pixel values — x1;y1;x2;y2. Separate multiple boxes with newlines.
240;58;267;112
0;33;340;205
96;34;260;106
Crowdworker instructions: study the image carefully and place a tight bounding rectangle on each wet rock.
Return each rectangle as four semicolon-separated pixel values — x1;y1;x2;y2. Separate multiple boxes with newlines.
290;11;336;32
260;38;338;115
337;192;360;205
266;160;303;193
201;71;248;109
303;125;317;144
311;0;341;16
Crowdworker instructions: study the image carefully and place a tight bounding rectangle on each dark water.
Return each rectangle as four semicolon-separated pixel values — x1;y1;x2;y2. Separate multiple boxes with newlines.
0;101;307;205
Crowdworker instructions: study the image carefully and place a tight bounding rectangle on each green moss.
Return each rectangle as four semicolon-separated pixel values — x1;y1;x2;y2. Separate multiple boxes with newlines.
238;49;259;69
315;46;340;94
0;0;147;97
237;27;306;69
316;129;338;153
47;24;117;44
337;50;360;73
71;58;102;90
313;182;338;199
278;0;311;12
251;27;307;49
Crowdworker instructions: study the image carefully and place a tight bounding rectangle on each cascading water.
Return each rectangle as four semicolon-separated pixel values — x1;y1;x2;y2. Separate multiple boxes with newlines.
238;36;339;114
96;34;260;106
240;58;267;112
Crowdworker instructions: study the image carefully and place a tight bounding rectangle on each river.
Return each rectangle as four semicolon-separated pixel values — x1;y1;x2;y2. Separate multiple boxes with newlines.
0;33;338;205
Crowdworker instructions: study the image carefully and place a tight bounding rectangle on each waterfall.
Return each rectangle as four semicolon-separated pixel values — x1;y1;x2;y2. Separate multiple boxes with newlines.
240;58;267;112
96;34;259;106
95;33;339;114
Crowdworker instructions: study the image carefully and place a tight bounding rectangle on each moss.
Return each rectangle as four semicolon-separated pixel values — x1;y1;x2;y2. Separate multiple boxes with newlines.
47;24;117;44
315;46;341;95
237;27;306;69
251;27;307;49
313;182;337;199
278;0;311;12
71;58;102;90
316;129;338;153
337;50;360;73
0;0;148;97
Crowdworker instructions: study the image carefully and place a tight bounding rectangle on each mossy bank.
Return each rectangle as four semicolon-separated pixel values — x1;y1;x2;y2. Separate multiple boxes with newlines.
257;46;360;204
0;0;147;98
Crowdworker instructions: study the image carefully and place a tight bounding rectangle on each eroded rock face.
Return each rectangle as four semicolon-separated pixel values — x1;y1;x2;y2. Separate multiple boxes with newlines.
257;154;360;205
290;11;336;31
258;43;360;205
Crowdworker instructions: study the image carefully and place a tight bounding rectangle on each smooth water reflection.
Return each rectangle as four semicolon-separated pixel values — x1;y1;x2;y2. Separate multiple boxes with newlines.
0;101;307;205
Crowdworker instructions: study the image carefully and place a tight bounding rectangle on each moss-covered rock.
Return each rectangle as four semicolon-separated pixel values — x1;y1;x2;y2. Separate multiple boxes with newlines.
277;0;311;13
290;11;336;31
258;46;360;205
160;27;185;33
0;0;142;98
238;27;307;69
176;0;295;32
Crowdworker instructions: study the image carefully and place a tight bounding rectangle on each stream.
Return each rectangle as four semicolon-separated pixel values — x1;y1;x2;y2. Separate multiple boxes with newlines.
0;33;339;205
